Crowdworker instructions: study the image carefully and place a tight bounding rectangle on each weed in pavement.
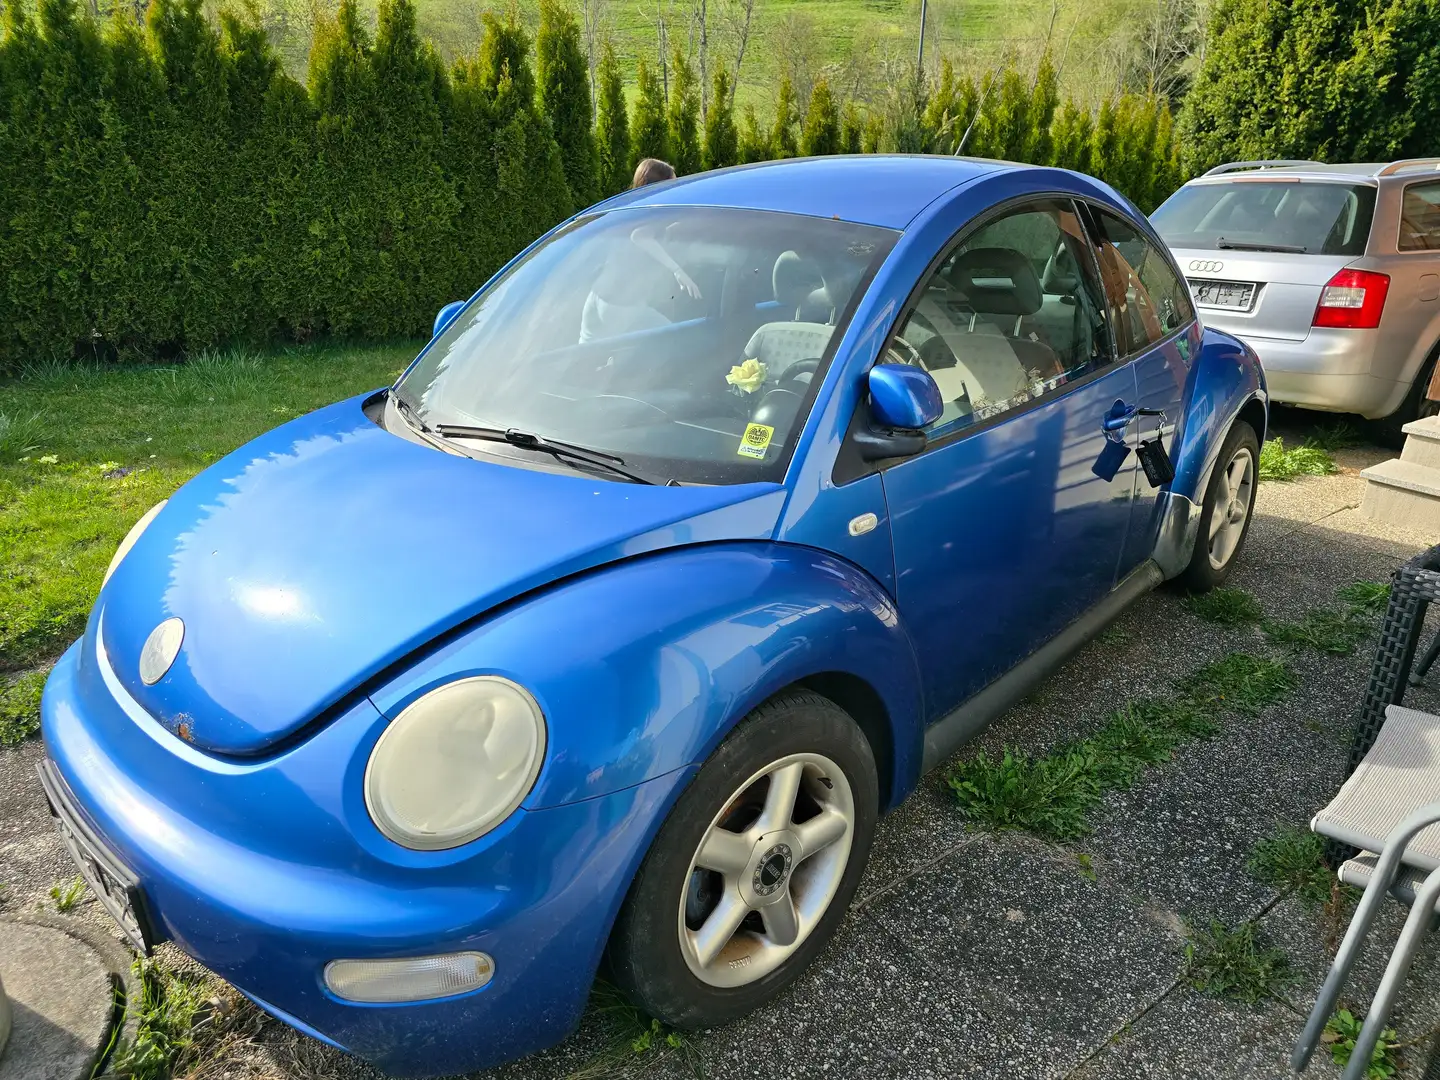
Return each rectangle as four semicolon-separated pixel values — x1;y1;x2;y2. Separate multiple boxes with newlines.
948;653;1293;840
1323;1008;1399;1078
1246;827;1336;906
1259;437;1338;481
1183;919;1290;1003
1183;587;1263;625
1306;421;1364;452
1338;581;1391;617
50;875;86;912
564;981;702;1080
103;959;214;1080
1265;608;1370;655
0;668;45;745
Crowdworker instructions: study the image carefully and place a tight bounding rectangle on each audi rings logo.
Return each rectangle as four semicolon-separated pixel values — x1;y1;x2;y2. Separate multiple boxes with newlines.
1188;259;1225;273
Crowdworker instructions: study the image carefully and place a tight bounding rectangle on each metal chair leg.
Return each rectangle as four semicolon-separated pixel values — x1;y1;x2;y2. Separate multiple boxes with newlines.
1411;631;1440;687
1293;804;1440;1071
1342;865;1440;1080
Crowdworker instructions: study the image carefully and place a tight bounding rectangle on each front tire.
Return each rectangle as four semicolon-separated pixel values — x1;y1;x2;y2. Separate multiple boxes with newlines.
607;691;879;1029
1179;420;1260;593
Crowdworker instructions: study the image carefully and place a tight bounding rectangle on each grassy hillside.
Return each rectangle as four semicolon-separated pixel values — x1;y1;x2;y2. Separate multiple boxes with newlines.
255;0;1145;111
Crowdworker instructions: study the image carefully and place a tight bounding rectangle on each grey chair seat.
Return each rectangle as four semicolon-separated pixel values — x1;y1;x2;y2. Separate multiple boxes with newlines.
1340;852;1440;909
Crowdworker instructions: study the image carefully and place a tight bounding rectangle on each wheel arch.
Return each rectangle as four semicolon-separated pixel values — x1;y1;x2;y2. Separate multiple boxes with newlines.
797;671;897;810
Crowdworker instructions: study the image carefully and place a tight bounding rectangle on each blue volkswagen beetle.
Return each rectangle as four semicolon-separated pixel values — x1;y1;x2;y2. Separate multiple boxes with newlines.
39;156;1265;1077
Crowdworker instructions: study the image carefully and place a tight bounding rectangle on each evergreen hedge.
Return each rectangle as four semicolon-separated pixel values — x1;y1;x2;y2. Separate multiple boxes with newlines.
0;0;1192;372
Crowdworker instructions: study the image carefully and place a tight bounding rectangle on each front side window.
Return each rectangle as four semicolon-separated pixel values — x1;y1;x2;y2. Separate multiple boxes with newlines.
1151;180;1377;256
885;200;1113;433
395;207;897;485
1090;210;1194;358
1400;182;1440;251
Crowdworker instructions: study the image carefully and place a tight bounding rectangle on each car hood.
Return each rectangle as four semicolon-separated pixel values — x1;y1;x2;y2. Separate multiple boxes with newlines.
99;395;788;756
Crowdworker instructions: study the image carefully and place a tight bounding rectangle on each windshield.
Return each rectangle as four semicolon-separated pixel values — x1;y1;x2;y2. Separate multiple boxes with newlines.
1151;181;1376;255
394;206;897;485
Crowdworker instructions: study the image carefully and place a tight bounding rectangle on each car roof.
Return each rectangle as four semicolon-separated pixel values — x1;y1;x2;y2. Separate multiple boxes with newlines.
596;155;1022;231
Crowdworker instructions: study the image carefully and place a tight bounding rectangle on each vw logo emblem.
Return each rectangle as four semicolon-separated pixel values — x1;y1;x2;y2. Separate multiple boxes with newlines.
139;617;184;685
1188;259;1224;273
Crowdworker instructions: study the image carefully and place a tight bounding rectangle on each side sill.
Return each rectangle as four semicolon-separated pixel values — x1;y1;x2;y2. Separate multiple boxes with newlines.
919;558;1164;774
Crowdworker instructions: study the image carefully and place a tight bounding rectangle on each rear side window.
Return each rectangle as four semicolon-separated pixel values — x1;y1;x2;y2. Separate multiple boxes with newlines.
1399;182;1440;251
1090;210;1194;358
1151;181;1376;256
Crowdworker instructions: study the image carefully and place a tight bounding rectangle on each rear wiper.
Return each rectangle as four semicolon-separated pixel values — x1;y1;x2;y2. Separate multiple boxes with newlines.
1214;238;1309;254
435;423;665;486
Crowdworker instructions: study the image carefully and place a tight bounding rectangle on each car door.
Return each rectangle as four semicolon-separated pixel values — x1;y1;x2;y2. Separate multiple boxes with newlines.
874;198;1141;720
1082;206;1203;576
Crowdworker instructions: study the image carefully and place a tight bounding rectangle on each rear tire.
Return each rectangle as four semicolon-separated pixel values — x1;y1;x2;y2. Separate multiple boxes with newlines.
1375;348;1439;450
607;691;878;1030
1179;420;1260;593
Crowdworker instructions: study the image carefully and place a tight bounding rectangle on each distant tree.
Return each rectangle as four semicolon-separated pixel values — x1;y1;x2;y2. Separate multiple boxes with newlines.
537;0;597;207
737;101;767;163
1329;0;1440;160
1026;53;1059;164
594;39;630;196
769;75;797;158
1088;96;1119;187
839;101;863;154
701;65;737;170
631;55;669;166
861;110;884;153
1049;98;1093;174
798;75;839;156
666;44;700;173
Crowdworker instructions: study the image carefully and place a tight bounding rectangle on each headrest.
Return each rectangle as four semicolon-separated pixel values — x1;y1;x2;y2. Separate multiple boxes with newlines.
947;247;1043;317
773;251;827;312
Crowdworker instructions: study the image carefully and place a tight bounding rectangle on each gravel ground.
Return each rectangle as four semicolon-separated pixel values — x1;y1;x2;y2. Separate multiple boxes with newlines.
2;415;1438;1080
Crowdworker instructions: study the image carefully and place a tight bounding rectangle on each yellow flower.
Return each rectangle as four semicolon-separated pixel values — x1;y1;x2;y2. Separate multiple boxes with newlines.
726;358;767;394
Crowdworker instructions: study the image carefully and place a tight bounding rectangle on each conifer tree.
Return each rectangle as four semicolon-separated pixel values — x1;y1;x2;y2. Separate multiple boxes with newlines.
799;75;840;156
840;102;864;154
594;39;630;196
666;45;700;174
769;76;798;158
1026;53;1059;164
536;0;596;207
631;55;669;166
1049;99;1092;174
737;102;767;163
701;66;737;170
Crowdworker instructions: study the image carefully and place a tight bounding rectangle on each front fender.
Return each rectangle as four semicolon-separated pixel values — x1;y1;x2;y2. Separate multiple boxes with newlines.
367;543;925;811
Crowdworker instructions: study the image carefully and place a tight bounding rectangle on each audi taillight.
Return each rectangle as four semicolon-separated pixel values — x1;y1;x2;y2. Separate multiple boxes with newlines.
1312;268;1390;330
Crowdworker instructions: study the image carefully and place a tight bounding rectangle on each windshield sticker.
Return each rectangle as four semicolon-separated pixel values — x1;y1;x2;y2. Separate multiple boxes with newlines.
738;423;775;459
726;358;767;393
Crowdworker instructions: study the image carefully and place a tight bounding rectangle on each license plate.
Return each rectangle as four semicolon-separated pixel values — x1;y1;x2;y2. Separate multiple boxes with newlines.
37;761;155;953
1187;278;1256;311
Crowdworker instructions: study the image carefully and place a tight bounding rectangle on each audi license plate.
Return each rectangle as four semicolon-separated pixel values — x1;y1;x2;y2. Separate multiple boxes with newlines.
37;760;156;953
1188;278;1256;311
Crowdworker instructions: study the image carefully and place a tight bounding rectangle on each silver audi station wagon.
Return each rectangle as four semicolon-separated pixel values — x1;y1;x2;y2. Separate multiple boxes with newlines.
1152;159;1440;442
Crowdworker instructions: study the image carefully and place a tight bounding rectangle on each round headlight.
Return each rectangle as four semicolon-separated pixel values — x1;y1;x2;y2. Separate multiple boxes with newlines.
103;500;167;586
364;677;546;850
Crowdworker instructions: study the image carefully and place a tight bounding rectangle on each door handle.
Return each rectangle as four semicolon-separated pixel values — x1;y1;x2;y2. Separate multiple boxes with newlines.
1102;401;1165;437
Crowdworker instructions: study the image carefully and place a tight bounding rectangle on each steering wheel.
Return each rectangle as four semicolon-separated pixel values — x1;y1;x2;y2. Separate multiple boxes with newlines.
774;358;822;394
884;335;924;368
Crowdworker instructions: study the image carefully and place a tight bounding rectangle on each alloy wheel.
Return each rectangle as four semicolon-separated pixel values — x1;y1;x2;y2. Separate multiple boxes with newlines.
677;752;855;988
1207;445;1255;571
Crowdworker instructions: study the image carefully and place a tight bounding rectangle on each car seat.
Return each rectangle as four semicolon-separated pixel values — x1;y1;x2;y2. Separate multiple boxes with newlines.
738;251;837;384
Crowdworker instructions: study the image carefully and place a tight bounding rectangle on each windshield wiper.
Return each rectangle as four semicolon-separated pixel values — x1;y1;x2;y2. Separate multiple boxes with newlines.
435;423;665;485
1214;237;1309;254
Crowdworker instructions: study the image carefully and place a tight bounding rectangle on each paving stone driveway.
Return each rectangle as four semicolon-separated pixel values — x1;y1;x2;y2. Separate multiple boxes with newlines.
1;420;1437;1080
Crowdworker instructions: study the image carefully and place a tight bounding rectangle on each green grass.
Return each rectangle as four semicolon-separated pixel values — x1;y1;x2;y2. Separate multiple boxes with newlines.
50;875;86;912
1263;583;1389;657
0;343;415;673
104;960;215;1080
1338;581;1391;616
563;981;701;1080
0;668;46;745
1183;587;1263;625
1183;919;1290;1004
1323;1009;1400;1079
1246;826;1335;906
1258;437;1339;481
946;653;1293;842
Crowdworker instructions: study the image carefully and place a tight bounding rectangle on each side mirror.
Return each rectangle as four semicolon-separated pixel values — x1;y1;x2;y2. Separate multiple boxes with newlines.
857;363;943;461
433;300;466;339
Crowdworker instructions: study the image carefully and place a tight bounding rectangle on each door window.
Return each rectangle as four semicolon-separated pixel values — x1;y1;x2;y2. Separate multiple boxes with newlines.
1089;210;1195;358
1399;182;1440;251
886;200;1113;433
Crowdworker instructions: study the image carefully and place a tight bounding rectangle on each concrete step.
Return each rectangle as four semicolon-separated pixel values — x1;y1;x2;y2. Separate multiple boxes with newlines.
1361;457;1440;536
1401;415;1440;470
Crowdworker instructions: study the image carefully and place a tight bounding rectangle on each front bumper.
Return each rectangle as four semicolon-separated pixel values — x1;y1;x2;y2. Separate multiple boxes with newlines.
1230;328;1406;419
40;632;691;1077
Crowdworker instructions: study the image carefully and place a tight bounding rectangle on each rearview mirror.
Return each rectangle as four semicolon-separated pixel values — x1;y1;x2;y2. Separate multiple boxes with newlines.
857;363;943;461
433;300;466;339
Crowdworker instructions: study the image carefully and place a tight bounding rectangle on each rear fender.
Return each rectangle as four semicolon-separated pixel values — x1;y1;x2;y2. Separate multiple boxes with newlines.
367;543;926;812
1153;326;1268;578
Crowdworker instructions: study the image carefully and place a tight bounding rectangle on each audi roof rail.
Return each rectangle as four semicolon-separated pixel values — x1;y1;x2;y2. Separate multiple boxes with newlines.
1376;158;1440;177
1202;159;1325;177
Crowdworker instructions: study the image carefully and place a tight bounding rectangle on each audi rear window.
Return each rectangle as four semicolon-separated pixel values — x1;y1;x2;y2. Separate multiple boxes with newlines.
1151;181;1376;256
